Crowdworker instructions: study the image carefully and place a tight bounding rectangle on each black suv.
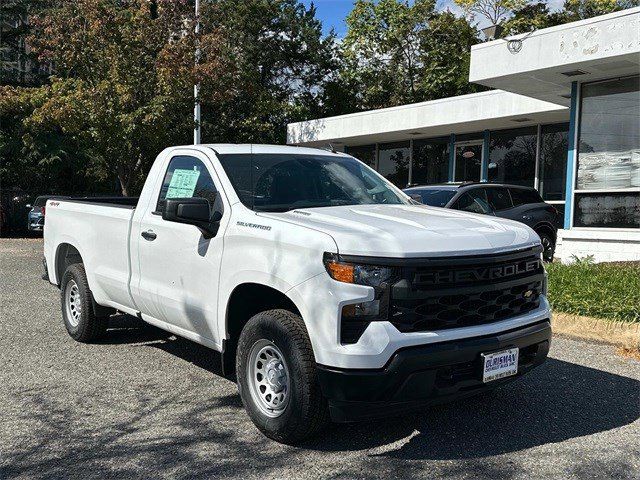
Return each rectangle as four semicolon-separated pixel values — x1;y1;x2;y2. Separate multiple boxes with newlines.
404;183;559;261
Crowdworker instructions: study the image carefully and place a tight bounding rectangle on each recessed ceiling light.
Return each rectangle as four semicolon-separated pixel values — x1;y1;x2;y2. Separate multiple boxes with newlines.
561;69;589;77
408;132;423;136
559;93;572;99
512;117;532;123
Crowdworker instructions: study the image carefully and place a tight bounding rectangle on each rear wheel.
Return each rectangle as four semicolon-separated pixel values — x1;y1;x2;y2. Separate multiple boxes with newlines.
236;309;329;444
60;264;108;342
538;231;556;262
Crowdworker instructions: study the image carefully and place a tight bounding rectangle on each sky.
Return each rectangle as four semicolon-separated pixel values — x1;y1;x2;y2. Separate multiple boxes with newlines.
302;0;566;37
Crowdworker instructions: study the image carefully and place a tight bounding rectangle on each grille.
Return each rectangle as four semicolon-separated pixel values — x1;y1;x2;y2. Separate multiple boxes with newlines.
389;249;544;333
390;279;542;333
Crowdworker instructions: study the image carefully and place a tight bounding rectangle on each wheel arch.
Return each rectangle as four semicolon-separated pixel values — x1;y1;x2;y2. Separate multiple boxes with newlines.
54;242;84;286
221;282;302;378
533;222;556;241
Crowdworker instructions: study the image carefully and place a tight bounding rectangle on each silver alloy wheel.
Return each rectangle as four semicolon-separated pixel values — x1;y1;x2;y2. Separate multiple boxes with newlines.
65;279;82;327
542;236;553;260
247;340;291;418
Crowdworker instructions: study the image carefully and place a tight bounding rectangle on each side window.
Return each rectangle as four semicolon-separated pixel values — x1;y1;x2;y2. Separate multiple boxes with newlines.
156;156;218;213
453;192;491;215
510;188;543;206
486;187;513;212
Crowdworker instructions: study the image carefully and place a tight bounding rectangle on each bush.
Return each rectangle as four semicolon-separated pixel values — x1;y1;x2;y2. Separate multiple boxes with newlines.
546;261;640;323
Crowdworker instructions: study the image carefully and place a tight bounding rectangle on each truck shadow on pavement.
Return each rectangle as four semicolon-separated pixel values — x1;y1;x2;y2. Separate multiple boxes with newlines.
107;316;640;460
307;357;640;459
6;314;633;480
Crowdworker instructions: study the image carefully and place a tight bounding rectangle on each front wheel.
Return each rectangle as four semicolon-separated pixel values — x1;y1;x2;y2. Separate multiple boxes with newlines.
236;309;329;444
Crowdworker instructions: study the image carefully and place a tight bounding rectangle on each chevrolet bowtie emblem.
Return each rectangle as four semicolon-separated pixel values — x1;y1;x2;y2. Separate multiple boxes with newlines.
523;290;534;298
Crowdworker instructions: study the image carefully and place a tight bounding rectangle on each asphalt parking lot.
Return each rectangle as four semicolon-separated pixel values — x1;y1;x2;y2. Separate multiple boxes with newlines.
1;238;639;480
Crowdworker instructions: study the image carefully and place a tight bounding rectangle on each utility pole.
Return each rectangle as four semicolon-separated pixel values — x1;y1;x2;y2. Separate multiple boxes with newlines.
193;0;201;145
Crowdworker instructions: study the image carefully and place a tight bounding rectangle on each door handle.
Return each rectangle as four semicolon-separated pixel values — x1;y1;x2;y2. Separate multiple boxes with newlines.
141;230;157;241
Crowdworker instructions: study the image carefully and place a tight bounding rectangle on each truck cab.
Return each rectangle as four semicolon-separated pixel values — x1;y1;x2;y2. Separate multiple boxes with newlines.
44;144;551;444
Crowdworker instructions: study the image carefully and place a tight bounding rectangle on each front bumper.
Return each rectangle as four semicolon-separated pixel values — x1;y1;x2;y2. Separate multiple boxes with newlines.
317;319;551;422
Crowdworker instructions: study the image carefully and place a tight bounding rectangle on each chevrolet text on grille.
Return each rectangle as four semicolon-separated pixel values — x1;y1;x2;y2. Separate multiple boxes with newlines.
415;259;541;285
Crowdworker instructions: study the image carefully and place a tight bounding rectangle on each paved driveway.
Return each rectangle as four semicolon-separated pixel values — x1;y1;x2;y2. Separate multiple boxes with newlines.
1;238;639;479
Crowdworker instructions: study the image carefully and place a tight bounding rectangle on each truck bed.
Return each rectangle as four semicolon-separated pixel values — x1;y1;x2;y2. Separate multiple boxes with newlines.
44;196;139;313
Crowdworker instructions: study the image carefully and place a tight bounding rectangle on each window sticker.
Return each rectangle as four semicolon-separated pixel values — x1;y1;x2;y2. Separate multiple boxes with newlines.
166;168;201;198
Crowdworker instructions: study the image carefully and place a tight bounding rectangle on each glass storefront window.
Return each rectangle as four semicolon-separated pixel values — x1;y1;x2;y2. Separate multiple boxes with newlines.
378;142;410;187
575;76;640;228
574;192;640;228
344;144;376;168
412;138;450;185
454;143;482;182
577;76;640;191
539;123;569;201
488;127;537;187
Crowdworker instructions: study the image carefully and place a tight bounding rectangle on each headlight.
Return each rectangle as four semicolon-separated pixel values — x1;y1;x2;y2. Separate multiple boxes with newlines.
323;253;398;344
323;253;394;287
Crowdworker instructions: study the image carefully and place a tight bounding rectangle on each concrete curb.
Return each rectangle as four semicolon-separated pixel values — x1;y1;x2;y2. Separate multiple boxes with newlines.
552;312;640;349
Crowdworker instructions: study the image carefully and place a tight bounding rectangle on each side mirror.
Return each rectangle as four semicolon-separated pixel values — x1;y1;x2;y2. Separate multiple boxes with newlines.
408;194;423;204
163;197;222;238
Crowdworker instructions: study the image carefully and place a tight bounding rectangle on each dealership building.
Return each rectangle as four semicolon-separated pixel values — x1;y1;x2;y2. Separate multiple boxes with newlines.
287;8;640;262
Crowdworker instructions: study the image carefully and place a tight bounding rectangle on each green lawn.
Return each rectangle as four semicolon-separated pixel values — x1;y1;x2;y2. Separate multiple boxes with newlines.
546;261;640;323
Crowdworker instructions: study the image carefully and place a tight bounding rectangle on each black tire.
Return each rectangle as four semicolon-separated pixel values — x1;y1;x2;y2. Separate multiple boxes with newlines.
537;231;556;262
60;263;108;342
236;309;329;444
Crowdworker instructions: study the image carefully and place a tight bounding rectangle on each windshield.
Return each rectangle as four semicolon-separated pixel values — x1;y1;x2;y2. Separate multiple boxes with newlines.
218;153;408;212
411;189;456;207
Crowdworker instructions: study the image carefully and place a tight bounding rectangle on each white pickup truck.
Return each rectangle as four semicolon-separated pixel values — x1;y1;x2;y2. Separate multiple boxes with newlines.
43;144;551;443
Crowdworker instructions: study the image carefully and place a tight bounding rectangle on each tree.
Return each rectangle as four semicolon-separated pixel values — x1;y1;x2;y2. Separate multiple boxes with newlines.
416;11;482;100
501;0;638;37
561;0;639;21
340;0;481;110
1;0;342;195
197;0;342;143
0;84;95;195
502;2;566;35
21;0;230;195
342;0;435;109
454;0;527;26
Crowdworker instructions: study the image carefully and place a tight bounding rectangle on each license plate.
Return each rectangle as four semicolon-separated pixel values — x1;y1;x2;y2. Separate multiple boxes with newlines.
482;348;519;383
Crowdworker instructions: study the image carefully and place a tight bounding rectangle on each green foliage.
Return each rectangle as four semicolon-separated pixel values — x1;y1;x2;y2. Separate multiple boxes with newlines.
1;0;340;195
546;261;640;323
454;0;527;25
562;0;640;21
504;0;638;35
0;84;97;194
2;0;638;196
341;0;481;110
197;0;341;143
502;2;567;35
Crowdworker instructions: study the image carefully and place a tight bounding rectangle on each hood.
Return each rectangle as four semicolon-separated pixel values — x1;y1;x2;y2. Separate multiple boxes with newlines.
259;204;540;258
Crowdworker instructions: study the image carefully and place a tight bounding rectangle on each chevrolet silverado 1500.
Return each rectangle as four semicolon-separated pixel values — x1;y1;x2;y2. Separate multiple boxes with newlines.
43;144;551;443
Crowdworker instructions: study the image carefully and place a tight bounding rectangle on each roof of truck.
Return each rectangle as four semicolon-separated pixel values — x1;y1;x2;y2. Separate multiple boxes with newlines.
197;143;347;157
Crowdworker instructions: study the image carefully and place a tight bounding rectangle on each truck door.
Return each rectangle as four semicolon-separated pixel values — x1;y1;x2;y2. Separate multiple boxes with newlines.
135;151;229;347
